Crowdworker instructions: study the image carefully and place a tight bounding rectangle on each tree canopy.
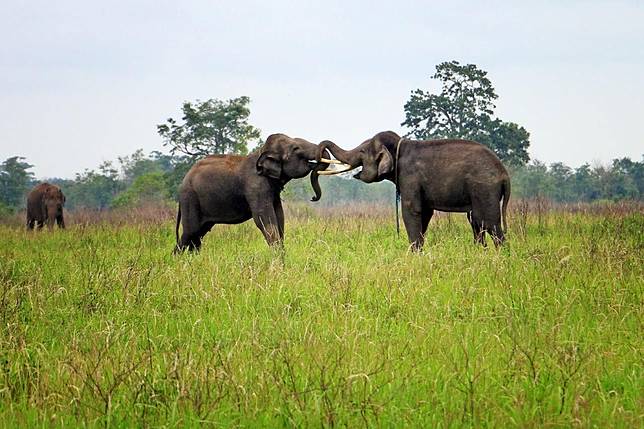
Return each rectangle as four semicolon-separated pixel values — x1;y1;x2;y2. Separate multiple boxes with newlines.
157;97;261;158
402;61;530;166
0;156;35;209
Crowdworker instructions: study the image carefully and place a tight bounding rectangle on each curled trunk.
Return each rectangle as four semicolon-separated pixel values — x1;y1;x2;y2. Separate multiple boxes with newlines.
318;141;362;167
310;148;331;201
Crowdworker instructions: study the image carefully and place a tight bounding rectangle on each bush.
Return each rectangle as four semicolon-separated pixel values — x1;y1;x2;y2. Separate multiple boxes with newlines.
111;172;171;209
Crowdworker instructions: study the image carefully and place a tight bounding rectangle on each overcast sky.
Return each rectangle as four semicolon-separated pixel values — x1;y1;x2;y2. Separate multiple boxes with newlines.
1;0;642;178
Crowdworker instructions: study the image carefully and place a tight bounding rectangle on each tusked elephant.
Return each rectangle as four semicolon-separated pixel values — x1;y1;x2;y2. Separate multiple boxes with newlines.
318;131;511;250
175;133;330;252
26;183;66;230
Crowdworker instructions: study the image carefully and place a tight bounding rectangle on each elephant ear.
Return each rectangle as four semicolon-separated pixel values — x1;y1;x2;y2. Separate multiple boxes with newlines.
377;147;394;177
256;152;282;179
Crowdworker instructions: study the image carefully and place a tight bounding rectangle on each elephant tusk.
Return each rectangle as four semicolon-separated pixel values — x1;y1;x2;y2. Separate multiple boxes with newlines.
320;158;344;165
317;164;355;175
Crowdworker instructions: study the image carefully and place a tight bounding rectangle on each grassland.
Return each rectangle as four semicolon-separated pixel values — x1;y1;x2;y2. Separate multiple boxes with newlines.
0;202;642;427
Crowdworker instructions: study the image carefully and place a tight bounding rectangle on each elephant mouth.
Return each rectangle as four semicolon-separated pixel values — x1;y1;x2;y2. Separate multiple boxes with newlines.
315;158;356;176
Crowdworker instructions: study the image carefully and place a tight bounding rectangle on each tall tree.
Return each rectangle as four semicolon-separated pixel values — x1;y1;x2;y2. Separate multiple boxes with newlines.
402;60;530;166
157;96;261;158
0;156;35;208
66;161;122;209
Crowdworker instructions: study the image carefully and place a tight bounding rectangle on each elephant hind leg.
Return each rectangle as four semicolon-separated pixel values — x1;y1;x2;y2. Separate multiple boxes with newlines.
472;194;504;247
178;225;203;252
488;222;505;247
176;192;203;252
470;214;487;247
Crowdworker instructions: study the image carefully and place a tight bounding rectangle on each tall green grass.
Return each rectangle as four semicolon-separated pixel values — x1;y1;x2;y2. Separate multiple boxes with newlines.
0;203;642;427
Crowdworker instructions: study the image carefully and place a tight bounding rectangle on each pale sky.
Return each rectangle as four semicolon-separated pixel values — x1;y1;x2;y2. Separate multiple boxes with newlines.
1;0;643;178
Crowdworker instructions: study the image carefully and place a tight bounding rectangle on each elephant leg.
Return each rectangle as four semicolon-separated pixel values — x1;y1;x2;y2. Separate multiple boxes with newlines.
37;220;44;230
198;222;215;243
467;211;479;242
57;214;65;229
402;196;424;252
252;205;281;246
421;208;434;236
482;199;504;247
470;199;488;247
274;198;285;240
471;216;487;246
177;195;202;252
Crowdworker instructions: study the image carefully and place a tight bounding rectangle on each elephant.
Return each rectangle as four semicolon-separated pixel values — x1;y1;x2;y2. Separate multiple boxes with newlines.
318;131;511;250
174;133;330;252
26;183;66;230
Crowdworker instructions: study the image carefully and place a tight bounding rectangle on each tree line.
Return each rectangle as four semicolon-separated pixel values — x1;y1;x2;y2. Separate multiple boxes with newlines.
1;61;641;214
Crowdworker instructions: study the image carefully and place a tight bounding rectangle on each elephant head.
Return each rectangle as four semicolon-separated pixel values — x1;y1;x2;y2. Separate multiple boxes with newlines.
256;133;330;201
43;185;65;225
317;131;400;183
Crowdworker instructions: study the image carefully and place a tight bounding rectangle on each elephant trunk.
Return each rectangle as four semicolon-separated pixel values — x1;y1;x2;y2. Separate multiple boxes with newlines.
310;148;331;202
46;204;59;229
318;141;362;167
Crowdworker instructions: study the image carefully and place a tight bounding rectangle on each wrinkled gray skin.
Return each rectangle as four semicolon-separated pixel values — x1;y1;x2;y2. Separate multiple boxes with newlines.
26;183;66;230
175;133;329;252
319;131;510;250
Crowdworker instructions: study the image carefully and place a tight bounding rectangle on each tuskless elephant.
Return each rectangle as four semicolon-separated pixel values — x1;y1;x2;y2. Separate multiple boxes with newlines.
175;133;330;252
318;131;511;250
26;183;66;230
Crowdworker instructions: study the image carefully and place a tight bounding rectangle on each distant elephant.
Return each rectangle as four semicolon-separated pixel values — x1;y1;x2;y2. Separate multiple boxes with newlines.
26;183;66;230
318;131;510;250
175;133;330;252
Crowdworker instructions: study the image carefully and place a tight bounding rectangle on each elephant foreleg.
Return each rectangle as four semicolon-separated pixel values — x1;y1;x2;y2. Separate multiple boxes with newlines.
274;198;285;240
402;197;425;252
57;214;65;229
421;208;433;236
252;206;282;247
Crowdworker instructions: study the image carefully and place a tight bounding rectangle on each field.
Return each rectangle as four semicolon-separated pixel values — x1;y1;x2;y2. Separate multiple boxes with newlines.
0;202;642;427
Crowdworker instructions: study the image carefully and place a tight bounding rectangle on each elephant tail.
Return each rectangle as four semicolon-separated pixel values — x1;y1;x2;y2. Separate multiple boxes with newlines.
175;205;181;246
501;177;511;233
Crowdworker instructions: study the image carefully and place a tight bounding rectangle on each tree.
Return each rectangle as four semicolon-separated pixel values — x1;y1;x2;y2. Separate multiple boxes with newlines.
476;118;530;167
118;149;164;184
549;162;574;202
65;161;122;209
511;160;553;199
111;172;170;208
157;96;261;158
0;156;35;209
402;60;530;166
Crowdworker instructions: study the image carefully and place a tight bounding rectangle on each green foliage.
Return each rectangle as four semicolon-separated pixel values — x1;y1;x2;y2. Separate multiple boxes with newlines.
512;157;643;201
402;60;530;166
118;149;165;185
0;207;641;426
283;175;395;206
157;96;261;158
63;162;123;210
0;156;35;209
111;172;171;208
0;201;14;217
403;61;497;138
